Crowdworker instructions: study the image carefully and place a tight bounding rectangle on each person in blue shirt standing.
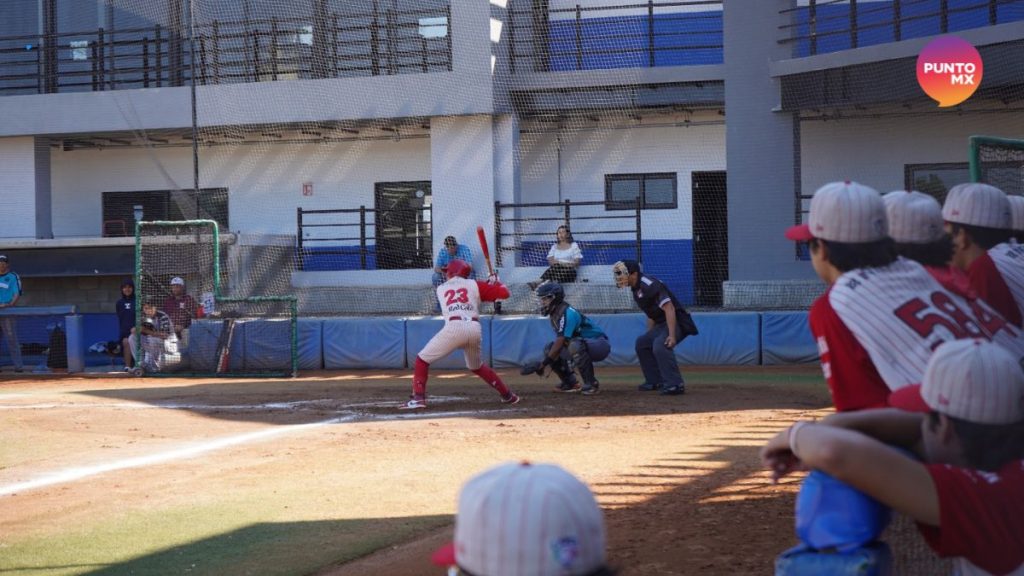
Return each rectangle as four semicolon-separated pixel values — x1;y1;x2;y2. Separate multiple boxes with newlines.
116;278;136;370
0;255;23;372
526;282;610;395
433;235;475;287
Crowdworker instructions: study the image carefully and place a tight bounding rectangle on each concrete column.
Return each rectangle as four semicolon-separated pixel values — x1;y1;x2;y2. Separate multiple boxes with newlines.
34;137;53;239
724;0;814;280
0;136;50;239
431;115;498;275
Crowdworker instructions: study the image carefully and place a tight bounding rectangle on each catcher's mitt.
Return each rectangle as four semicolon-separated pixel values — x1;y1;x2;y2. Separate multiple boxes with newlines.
520;361;543;376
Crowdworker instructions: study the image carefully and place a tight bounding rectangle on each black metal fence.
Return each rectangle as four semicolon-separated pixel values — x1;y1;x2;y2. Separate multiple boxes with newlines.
494;199;642;267
296;205;433;271
0;5;452;94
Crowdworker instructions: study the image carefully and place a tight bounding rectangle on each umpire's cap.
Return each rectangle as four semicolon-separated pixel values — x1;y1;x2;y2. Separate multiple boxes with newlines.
796;469;891;552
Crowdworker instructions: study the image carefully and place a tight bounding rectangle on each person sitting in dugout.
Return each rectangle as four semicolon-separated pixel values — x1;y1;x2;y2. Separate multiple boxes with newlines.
522;282;610;395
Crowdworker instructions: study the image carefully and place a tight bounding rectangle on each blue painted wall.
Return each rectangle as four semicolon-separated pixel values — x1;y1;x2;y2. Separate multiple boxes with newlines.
549;10;724;71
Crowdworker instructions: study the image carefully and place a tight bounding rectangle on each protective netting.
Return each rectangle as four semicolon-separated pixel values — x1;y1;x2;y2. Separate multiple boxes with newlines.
970;136;1024;196
136;220;297;376
3;0;1023;320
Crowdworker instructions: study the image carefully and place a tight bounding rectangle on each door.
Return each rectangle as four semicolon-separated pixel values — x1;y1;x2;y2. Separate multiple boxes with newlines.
374;181;432;270
692;171;728;307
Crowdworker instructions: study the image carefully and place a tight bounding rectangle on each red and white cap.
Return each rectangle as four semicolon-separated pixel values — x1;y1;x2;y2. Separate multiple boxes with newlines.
432;461;606;576
785;181;887;243
890;339;1024;425
1007;195;1024;233
883;190;945;244
941;182;1011;230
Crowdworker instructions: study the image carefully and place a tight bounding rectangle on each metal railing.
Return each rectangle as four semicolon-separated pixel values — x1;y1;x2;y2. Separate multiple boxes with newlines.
506;0;723;74
494;199;643;267
778;0;1023;57
296;205;433;271
0;4;452;95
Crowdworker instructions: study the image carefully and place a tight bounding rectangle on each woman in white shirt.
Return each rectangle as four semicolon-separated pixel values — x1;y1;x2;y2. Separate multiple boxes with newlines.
530;225;582;289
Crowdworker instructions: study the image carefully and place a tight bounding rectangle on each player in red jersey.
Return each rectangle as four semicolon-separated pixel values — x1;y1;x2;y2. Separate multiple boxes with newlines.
943;183;1024;327
400;259;518;410
786;181;1023;412
761;338;1024;576
884;189;971;295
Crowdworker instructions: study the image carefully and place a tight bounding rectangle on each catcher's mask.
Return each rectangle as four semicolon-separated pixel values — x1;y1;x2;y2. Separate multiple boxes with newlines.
445;259;472;280
612;260;638;288
536;281;564;316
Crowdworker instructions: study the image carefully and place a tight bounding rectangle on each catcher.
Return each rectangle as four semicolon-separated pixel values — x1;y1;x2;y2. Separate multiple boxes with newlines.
522;282;610;395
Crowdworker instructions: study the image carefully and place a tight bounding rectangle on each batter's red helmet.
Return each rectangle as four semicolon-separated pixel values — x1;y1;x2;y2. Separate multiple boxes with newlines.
446;259;472;279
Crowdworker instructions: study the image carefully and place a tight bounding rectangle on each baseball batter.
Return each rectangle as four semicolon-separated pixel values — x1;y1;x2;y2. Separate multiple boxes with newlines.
400;259;518;410
787;181;1024;412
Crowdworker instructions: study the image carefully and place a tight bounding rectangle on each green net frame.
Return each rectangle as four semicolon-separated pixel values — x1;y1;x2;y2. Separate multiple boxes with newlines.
969;135;1024;184
134;219;298;378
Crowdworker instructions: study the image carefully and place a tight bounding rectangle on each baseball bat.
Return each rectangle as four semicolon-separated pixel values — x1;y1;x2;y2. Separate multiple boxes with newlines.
477;226;495;277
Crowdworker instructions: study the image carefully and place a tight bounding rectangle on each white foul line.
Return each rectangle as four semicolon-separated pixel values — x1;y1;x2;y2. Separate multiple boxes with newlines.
0;414;357;497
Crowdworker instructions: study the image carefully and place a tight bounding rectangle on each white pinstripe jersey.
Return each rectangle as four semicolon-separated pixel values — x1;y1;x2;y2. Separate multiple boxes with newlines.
436;277;482;320
988;241;1024;321
830;258;1024;391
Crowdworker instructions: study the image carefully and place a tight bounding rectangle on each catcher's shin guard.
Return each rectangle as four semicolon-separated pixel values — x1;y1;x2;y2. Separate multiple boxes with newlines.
549;359;577;386
569;338;596;385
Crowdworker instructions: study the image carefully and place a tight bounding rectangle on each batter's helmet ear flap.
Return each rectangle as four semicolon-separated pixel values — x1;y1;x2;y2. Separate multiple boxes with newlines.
446;259;472;279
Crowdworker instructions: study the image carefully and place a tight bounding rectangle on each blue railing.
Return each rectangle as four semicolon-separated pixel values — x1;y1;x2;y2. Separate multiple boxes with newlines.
780;0;1024;57
509;1;723;73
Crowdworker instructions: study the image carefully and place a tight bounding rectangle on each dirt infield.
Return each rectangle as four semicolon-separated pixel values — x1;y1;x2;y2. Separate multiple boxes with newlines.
0;365;829;576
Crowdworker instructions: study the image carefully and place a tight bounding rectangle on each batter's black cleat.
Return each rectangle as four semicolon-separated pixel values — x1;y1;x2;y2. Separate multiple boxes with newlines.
554;382;581;393
581;382;600;395
660;385;685;396
637;382;661;392
501;392;521;405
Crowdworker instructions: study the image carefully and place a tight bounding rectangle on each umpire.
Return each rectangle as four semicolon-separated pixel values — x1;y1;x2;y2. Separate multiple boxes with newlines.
613;260;697;395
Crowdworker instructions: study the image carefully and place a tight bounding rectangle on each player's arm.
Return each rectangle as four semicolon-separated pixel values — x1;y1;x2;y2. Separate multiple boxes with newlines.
658;296;678;348
761;420;939;526
476;279;510;301
545;310;579;361
819;408;925;449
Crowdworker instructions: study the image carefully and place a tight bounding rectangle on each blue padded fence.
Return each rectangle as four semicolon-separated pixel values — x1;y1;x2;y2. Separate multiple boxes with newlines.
761;312;819;366
31;310;818;372
324;317;406;369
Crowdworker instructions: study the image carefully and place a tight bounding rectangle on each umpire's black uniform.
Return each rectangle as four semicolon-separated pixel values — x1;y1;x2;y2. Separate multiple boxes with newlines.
621;262;696;394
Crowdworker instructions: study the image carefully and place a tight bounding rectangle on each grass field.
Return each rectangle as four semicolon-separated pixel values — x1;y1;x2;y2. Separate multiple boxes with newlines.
1;365;830;576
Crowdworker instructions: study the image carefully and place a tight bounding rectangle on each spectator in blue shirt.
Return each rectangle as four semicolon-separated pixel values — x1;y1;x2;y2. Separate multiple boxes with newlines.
0;255;23;372
433;235;475;287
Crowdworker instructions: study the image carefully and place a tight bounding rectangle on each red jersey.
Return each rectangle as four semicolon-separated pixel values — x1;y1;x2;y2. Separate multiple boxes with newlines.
971;242;1024;328
435;277;508;320
810;258;1024;411
917;459;1024;575
809;293;891;411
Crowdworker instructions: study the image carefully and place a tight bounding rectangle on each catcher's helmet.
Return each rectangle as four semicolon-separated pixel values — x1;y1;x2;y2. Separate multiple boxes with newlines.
446;259;472;280
536;281;564;316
